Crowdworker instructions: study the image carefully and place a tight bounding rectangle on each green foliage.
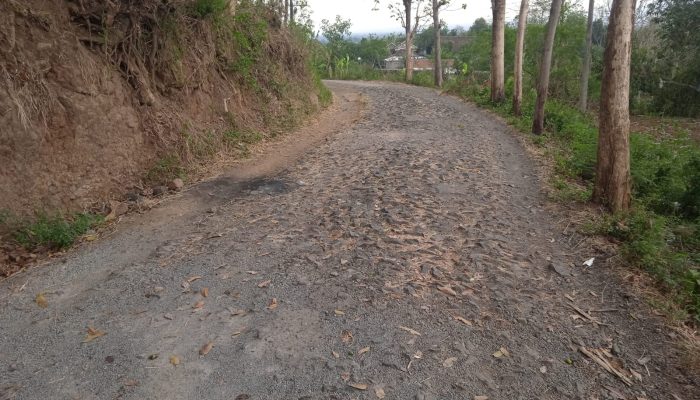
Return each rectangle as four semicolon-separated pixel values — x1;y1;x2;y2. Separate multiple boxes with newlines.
146;154;185;184
14;213;103;250
191;0;229;18
320;15;353;78
211;3;268;86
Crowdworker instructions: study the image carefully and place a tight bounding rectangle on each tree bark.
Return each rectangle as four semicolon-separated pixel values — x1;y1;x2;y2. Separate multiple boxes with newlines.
593;0;635;211
284;0;289;25
490;0;506;103
578;0;595;112
289;0;295;24
532;0;563;134
513;0;529;116
432;0;443;87
404;0;414;81
227;0;237;15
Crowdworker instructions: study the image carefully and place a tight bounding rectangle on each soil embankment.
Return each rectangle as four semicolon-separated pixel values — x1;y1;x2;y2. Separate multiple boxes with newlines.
0;0;325;217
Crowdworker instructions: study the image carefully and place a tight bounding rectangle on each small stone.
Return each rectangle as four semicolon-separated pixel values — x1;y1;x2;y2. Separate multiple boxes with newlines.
125;192;141;202
105;356;115;363
109;200;129;217
431;267;444;279
168;178;184;191
612;343;622;356
152;186;168;196
549;262;572;276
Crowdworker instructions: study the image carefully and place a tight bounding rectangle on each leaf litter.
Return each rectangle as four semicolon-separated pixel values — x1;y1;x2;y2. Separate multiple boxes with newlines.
83;326;106;343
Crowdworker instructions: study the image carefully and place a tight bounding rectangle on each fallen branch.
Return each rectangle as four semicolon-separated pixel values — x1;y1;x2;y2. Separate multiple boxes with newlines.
579;346;633;386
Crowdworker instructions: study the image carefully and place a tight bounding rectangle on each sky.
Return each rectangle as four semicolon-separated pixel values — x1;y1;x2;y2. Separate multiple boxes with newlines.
305;0;522;36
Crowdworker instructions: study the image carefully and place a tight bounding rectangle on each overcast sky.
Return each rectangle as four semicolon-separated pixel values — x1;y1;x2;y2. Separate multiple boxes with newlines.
305;0;522;35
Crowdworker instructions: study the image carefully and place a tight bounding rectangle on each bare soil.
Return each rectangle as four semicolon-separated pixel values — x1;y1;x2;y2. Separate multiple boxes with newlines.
0;81;697;400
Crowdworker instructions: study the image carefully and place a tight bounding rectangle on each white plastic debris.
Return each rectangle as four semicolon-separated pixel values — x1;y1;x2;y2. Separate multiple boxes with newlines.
583;257;595;267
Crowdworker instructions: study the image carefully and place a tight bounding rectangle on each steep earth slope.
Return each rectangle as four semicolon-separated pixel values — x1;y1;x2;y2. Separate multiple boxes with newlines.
0;0;325;217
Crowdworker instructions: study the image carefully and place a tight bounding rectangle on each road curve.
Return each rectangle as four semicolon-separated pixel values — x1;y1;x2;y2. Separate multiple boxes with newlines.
0;81;696;400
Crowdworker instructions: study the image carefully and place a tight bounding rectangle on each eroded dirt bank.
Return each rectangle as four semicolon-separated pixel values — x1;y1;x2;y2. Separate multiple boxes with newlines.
0;81;696;400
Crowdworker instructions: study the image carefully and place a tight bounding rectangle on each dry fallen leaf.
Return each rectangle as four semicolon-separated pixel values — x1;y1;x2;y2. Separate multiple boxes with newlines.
246;270;259;275
334;309;345;316
123;379;139;387
443;357;458;367
169;355;180;366
332;351;340;359
493;347;510;358
83;326;106;343
358;346;370;355
35;293;48;308
232;327;247;337
199;341;214;356
375;387;386;399
414;350;423;359
193;300;205;309
474;396;489;400
201;287;209;297
257;280;271;288
348;383;368;390
267;298;278;310
630;368;643;382
453;316;472;326
399;326;421;336
187;276;202;283
437;285;457;296
341;330;353;344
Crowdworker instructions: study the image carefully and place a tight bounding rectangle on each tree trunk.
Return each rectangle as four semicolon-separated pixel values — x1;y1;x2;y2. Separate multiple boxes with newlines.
432;0;443;87
227;0;237;15
513;0;529;116
289;0;295;24
490;0;506;103
579;0;595;112
593;0;635;212
404;0;414;81
284;0;289;25
532;0;563;134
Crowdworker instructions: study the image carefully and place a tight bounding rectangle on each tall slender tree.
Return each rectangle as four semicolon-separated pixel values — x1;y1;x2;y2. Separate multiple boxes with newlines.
289;0;295;24
376;1;430;81
578;0;595;112
532;0;563;134
432;0;444;87
490;0;506;103
593;0;636;211
513;0;530;116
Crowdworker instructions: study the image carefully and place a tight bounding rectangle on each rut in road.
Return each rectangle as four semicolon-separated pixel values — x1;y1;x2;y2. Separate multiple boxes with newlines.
0;81;697;400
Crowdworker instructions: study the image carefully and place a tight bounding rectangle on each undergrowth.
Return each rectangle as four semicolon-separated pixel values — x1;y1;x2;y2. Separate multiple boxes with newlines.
443;78;700;323
6;212;103;250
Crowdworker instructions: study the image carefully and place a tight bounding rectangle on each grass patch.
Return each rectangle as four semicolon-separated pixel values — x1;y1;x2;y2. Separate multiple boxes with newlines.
13;213;103;250
146;154;185;184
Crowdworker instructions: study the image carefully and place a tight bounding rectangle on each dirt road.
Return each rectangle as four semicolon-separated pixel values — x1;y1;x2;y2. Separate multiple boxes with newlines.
1;81;697;400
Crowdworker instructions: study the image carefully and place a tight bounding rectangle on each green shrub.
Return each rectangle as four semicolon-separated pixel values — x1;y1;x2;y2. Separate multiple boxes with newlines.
14;213;103;250
146;154;185;184
192;0;229;18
